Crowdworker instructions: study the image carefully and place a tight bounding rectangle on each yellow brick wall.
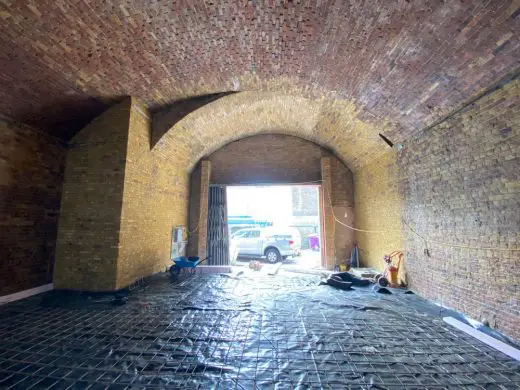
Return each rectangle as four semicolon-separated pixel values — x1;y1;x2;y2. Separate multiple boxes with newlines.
398;80;520;340
354;150;405;280
54;99;131;291
321;156;356;269
116;99;189;289
186;163;202;257
55;98;190;291
330;156;355;264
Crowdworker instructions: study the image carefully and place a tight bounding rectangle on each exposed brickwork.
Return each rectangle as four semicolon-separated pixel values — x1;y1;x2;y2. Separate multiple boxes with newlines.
54;99;190;291
1;1;517;349
197;161;211;260
117;100;189;289
321;157;334;269
329;157;355;264
0;120;66;296
354;151;405;282
155;91;388;172
398;79;520;340
321;157;355;269
207;134;354;262
187;163;202;258
208;134;324;185
1;1;518;142
54;100;131;291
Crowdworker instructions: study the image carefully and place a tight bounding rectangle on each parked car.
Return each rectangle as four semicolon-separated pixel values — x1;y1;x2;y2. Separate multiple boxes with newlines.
230;227;301;263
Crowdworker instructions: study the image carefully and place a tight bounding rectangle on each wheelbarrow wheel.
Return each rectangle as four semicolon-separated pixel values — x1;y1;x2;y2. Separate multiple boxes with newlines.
377;276;389;287
169;265;181;282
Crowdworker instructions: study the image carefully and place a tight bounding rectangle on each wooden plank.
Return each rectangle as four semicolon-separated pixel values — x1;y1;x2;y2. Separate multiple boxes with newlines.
443;317;520;361
0;284;53;306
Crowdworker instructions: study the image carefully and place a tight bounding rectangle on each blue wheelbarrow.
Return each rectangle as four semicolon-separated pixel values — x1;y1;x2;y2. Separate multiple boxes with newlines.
169;256;208;279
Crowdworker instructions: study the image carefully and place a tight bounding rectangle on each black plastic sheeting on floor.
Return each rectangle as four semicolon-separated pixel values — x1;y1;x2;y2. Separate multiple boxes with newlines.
0;271;519;389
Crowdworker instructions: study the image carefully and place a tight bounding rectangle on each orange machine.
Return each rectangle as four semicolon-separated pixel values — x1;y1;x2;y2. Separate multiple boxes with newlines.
377;250;404;288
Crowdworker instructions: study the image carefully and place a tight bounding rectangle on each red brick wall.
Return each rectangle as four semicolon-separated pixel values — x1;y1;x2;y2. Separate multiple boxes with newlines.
1;1;518;146
0;120;66;296
399;79;520;340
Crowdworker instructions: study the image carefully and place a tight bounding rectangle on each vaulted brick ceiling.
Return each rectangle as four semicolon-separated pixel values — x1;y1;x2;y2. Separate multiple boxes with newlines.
1;0;519;140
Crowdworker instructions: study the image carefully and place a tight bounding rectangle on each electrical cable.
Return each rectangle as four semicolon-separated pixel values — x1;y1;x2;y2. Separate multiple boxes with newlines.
322;181;520;252
188;179;520;253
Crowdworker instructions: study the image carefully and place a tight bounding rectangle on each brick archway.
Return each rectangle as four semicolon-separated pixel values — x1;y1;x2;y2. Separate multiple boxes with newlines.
54;95;396;291
151;91;391;174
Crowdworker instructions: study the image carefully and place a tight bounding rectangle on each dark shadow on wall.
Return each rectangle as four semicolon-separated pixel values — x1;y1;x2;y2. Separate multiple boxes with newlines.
53;98;131;292
0;121;67;296
3;95;112;141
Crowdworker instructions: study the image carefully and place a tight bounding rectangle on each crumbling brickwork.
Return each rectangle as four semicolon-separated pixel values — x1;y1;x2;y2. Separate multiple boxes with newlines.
399;79;520;340
0;121;66;296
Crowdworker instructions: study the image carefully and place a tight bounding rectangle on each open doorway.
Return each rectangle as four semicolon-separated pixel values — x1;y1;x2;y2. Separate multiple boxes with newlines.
226;185;323;270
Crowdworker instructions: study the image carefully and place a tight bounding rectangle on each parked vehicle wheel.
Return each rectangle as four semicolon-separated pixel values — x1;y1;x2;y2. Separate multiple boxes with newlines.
265;248;281;263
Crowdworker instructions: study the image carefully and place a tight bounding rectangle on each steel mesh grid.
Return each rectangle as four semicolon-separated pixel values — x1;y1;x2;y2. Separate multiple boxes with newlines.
1;272;519;389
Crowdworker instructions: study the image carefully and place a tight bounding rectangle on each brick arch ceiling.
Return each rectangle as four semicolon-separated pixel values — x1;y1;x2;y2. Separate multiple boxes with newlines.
0;1;518;140
152;91;391;172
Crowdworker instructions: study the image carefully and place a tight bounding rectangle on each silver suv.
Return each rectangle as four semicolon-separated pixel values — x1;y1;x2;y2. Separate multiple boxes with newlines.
230;227;301;263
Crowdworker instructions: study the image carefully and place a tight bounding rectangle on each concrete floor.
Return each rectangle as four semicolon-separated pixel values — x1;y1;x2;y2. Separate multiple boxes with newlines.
1;271;519;389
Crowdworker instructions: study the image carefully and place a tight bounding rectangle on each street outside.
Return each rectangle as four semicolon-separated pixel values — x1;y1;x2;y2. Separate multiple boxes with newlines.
235;248;322;270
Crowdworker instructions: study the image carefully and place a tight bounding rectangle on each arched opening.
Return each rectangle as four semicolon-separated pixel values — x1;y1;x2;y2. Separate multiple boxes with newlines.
185;134;356;271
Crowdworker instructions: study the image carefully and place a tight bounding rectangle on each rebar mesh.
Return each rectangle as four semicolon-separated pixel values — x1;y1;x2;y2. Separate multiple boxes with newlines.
1;272;519;389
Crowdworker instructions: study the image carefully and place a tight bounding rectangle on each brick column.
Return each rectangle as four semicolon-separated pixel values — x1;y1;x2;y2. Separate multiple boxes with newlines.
54;99;131;291
187;160;211;259
197;160;211;259
320;157;335;269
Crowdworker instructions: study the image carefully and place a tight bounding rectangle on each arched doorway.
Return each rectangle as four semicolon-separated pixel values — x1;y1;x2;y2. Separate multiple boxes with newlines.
186;134;355;270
